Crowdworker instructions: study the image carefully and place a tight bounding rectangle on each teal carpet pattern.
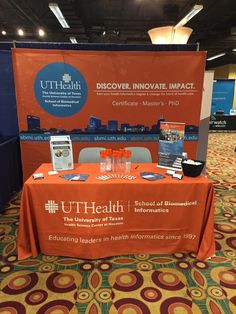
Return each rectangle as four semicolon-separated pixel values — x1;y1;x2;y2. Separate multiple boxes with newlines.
0;133;236;313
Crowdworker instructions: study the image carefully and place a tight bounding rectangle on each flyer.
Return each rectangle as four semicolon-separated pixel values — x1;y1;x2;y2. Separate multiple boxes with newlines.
157;122;185;170
50;135;74;171
59;174;89;181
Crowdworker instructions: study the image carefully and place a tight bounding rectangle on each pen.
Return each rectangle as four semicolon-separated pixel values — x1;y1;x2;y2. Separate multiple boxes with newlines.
135;165;139;170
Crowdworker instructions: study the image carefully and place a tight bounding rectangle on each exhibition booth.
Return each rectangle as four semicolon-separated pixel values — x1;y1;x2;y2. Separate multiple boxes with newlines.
12;42;206;181
2;1;236;311
0;42;216;259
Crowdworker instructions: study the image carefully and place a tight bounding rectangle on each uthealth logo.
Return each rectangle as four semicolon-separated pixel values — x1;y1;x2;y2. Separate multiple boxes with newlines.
44;200;124;214
40;73;81;90
45;200;59;214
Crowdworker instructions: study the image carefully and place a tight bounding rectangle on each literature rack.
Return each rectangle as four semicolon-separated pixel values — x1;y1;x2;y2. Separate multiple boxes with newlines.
50;135;74;171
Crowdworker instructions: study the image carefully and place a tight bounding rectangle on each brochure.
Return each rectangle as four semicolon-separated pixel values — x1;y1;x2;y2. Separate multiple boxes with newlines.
50;135;74;171
157;122;185;170
59;174;89;181
140;172;165;181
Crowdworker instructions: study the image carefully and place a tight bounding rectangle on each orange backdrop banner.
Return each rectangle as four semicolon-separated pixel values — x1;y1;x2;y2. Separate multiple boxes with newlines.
12;49;206;180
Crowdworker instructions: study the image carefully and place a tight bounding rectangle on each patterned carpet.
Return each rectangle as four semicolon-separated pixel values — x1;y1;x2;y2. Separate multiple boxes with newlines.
0;133;236;313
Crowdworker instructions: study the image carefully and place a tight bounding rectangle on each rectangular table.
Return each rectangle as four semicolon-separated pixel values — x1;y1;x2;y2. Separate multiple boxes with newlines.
17;163;215;260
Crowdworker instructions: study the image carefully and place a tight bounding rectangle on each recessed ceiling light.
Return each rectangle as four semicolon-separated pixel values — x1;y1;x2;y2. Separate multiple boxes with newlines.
1;30;6;35
18;29;24;36
38;29;45;37
207;53;226;61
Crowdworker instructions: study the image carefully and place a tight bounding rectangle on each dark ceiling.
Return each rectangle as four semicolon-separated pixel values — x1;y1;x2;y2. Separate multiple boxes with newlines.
0;0;236;69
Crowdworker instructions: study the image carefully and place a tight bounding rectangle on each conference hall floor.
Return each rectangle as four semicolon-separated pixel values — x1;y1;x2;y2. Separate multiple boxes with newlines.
0;132;236;313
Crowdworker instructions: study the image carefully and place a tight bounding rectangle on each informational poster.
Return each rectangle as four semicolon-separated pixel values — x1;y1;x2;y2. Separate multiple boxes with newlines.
12;49;206;180
158;122;185;169
50;135;73;171
211;79;235;115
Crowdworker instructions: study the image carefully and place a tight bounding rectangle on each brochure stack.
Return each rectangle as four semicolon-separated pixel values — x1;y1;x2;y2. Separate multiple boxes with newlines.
50;135;74;171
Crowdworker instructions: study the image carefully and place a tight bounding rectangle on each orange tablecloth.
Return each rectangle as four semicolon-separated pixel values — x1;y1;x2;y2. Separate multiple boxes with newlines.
17;163;215;260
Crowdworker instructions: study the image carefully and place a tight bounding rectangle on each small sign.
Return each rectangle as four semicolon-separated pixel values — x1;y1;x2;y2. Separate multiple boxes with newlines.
50;135;74;171
157;122;185;170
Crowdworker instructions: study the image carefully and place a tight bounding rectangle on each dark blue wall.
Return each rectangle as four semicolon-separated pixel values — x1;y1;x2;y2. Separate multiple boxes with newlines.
0;49;19;140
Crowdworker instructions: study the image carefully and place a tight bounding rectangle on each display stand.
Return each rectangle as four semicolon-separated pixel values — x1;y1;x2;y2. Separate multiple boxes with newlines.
50;135;73;171
157;122;185;170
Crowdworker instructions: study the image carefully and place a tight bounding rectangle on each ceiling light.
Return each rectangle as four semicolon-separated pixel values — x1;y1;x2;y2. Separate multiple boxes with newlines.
18;29;24;36
38;28;45;37
148;26;192;44
232;48;236;52
207;53;226;61
1;30;6;35
49;3;70;28
69;37;77;43
175;4;203;28
102;30;106;36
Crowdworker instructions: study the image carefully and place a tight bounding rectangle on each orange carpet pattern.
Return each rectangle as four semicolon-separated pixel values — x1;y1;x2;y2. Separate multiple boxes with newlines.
0;133;236;313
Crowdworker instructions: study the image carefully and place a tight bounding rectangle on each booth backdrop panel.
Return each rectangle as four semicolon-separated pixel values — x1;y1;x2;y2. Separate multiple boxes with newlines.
0;50;19;139
13;49;205;181
211;79;235;115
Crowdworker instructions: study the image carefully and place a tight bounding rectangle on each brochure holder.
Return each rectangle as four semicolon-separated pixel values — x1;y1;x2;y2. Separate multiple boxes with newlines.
157;122;185;171
50;135;74;171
